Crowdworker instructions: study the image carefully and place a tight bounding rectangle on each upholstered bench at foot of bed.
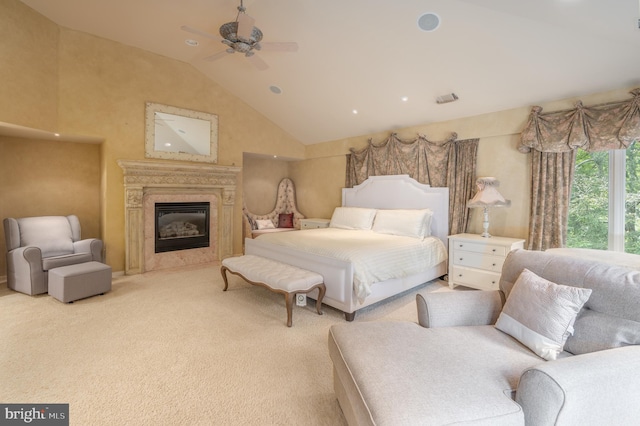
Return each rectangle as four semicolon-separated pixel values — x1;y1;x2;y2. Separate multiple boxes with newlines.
220;254;326;327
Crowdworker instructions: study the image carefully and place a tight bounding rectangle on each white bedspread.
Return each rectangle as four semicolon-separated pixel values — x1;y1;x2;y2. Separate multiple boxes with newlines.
255;228;447;302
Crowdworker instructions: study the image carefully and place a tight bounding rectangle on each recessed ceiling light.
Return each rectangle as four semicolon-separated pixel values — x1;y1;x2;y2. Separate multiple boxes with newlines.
352;109;358;114
185;39;199;47
418;13;441;32
164;143;172;147
401;96;409;102
269;85;282;94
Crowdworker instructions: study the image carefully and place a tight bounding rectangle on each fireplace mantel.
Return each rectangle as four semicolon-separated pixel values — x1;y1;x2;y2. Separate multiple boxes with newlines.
117;159;241;275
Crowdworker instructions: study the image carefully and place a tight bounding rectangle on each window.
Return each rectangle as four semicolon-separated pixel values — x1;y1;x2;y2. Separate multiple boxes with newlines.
567;142;640;254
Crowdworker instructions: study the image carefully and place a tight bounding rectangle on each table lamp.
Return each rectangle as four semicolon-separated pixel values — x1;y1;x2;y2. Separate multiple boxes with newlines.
467;177;511;238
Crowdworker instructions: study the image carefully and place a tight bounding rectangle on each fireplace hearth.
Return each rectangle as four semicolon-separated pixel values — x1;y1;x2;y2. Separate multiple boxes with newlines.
155;202;210;253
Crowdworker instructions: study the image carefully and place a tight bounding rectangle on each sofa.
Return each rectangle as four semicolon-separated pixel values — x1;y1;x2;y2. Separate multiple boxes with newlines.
4;215;104;295
328;249;640;425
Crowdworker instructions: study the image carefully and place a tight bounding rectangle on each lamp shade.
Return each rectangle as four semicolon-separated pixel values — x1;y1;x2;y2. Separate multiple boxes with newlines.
467;177;511;208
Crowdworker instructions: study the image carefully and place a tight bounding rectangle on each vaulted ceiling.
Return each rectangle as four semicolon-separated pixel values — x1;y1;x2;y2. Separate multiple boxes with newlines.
21;0;640;145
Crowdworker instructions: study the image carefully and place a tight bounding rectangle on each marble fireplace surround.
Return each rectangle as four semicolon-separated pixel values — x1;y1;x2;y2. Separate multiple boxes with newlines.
117;159;241;275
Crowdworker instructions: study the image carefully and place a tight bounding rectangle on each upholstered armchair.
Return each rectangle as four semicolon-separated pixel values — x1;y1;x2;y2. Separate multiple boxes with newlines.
243;178;305;239
3;215;103;295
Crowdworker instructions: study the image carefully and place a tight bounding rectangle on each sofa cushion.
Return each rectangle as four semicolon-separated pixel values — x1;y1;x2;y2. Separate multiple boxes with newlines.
499;249;640;355
17;216;74;257
496;268;592;361
329;321;543;425
564;309;640;354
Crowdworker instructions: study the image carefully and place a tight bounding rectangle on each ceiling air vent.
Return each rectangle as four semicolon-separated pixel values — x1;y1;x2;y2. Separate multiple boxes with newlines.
436;93;459;104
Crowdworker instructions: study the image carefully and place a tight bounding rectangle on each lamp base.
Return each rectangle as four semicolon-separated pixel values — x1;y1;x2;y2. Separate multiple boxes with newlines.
481;207;491;238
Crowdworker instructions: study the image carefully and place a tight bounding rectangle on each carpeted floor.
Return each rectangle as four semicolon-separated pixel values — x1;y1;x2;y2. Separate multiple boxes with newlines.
0;263;449;425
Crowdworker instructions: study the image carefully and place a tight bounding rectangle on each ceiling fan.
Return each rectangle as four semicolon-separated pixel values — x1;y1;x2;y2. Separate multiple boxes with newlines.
181;0;298;71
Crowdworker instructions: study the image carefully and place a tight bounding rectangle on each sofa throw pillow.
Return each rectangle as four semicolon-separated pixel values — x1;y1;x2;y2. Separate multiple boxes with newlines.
256;219;275;230
495;268;592;361
278;213;294;228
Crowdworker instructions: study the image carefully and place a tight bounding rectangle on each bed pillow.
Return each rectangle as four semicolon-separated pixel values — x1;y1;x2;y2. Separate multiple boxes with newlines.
372;209;433;238
495;268;592;361
256;219;275;230
329;207;377;230
278;213;294;228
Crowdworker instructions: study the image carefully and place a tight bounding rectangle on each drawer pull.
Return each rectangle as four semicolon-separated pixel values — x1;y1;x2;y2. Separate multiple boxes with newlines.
458;274;463;277
492;248;496;252
492;263;496;267
459;258;463;261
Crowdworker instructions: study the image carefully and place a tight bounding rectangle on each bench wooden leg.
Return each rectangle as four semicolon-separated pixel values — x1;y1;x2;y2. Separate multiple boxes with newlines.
284;293;294;327
220;266;230;291
315;284;326;316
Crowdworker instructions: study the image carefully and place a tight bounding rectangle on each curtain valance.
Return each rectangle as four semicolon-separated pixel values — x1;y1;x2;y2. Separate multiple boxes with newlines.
519;88;640;153
345;132;478;235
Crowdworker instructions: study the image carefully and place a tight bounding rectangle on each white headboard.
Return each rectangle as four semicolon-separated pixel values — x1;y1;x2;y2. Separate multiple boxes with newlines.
342;175;449;246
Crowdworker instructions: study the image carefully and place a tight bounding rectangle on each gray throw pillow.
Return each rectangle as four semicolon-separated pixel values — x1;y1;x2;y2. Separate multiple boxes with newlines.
495;268;592;361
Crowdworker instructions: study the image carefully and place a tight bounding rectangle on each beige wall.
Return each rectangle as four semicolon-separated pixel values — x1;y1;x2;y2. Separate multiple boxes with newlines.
0;0;305;274
0;0;58;130
242;155;291;215
0;137;101;275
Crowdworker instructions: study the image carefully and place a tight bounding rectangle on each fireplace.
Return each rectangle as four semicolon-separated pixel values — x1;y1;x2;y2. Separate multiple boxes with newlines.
117;159;240;275
155;202;210;253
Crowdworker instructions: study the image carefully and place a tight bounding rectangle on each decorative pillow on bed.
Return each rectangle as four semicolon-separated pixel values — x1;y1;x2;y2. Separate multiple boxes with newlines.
329;207;377;230
495;268;592;361
278;213;294;228
256;219;276;230
372;209;433;238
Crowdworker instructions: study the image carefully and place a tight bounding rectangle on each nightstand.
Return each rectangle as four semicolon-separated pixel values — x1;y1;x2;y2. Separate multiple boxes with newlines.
448;233;525;291
300;218;330;229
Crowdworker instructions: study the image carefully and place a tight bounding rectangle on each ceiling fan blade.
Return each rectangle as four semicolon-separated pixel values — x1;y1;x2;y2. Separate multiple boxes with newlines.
247;54;268;71
237;12;255;40
259;42;299;52
202;51;230;62
181;25;220;42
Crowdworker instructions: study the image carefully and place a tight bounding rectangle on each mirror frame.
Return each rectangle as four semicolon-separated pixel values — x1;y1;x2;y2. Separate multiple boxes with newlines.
145;102;218;163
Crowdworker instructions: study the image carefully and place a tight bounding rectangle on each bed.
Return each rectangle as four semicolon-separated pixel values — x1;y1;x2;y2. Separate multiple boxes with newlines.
244;175;449;320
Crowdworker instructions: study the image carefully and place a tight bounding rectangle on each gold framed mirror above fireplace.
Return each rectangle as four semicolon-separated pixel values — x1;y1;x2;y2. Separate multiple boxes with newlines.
144;102;218;163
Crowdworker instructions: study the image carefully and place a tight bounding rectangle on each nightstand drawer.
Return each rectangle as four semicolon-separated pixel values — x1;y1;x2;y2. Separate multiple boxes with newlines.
452;251;504;272
450;266;501;291
451;240;507;256
300;218;330;229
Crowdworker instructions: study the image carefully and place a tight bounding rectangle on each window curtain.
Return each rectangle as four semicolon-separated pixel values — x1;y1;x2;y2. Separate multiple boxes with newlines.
519;88;640;250
345;132;479;235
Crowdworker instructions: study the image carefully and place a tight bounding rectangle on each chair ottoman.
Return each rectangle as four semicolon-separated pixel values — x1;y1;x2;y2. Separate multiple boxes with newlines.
48;261;112;303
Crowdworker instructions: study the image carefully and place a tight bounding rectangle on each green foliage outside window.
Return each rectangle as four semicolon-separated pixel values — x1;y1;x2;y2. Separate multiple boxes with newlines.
567;143;640;254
